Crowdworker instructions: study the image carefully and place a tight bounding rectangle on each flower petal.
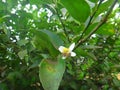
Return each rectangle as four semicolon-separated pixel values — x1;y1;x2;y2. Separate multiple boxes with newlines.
71;52;76;57
58;46;65;53
69;43;75;51
62;56;66;59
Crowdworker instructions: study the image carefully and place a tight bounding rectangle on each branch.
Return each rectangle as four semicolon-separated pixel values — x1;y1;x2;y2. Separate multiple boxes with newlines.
74;0;118;50
79;0;103;40
55;7;71;42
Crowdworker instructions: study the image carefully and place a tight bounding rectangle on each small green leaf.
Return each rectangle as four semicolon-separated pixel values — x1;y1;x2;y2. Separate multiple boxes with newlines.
77;71;85;80
39;57;66;90
17;39;29;46
28;60;40;71
60;0;90;23
75;48;97;60
18;50;27;59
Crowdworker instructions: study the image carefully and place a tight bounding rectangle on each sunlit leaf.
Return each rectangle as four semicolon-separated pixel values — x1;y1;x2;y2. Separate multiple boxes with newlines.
60;0;90;23
94;0;113;17
96;23;115;35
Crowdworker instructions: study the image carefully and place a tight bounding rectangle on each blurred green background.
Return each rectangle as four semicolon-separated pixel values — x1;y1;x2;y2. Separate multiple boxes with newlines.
0;0;120;90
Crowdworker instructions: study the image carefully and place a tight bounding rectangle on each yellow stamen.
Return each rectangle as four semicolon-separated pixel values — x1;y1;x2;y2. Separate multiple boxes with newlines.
62;48;70;57
63;48;70;53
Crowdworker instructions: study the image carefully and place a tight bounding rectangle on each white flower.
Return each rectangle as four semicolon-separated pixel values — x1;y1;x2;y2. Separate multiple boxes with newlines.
58;43;76;59
116;73;120;80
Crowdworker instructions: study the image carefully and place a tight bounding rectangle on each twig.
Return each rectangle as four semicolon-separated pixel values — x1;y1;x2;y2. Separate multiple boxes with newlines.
79;0;103;40
74;0;118;50
55;7;71;42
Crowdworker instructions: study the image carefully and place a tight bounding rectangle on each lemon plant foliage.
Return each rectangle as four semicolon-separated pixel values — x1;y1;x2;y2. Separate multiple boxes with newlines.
0;0;120;90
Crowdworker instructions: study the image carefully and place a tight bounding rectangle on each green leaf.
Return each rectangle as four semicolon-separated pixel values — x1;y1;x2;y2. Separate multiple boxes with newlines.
18;50;27;59
113;78;120;87
41;30;64;49
29;0;53;5
28;60;40;71
17;39;29;46
94;0;113;17
0;1;6;12
32;32;57;57
119;0;120;3
96;23;115;35
85;23;114;36
7;71;22;81
60;0;90;23
77;71;85;80
90;0;98;3
0;15;10;23
29;0;42;5
32;30;63;58
85;23;98;35
0;83;8;90
82;45;102;49
0;34;9;42
39;57;66;90
3;23;10;38
7;0;18;11
75;48;97;60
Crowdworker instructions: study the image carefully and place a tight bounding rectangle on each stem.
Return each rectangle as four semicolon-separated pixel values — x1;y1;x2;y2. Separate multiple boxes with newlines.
74;0;118;50
79;0;103;40
55;7;71;42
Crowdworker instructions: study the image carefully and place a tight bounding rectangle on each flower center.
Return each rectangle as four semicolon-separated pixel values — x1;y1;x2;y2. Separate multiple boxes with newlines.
63;48;70;53
62;47;70;57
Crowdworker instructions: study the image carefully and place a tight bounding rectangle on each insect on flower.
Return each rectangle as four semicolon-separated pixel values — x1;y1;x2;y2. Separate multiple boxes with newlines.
58;43;76;59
